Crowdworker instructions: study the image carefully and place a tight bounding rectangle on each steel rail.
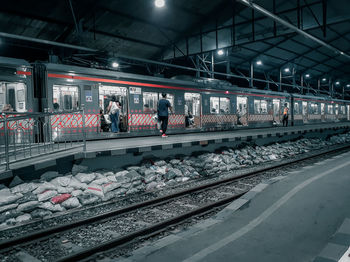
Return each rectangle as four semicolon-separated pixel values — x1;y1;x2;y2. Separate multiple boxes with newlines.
0;143;349;255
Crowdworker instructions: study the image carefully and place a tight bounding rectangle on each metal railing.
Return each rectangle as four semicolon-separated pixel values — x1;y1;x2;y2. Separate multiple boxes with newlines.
0;109;87;171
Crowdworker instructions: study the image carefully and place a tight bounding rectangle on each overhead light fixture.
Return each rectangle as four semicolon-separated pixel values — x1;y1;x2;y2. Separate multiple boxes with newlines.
340;51;344;55
322;78;327;81
256;60;262;65
305;74;310;78
335;81;340;85
155;0;165;8
347;84;350;87
284;68;290;73
112;62;119;68
217;49;224;56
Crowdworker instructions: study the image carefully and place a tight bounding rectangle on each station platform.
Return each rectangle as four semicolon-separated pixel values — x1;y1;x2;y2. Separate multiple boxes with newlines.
119;144;350;262
1;122;350;181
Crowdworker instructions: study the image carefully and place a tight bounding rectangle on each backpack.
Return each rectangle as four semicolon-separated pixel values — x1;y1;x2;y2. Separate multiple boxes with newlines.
110;102;118;114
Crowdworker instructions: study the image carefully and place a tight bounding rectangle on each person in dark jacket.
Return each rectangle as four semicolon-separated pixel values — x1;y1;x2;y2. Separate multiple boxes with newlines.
157;93;173;137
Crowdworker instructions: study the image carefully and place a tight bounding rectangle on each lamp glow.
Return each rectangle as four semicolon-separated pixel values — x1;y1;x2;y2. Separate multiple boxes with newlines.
284;68;290;73
322;78;327;81
217;49;224;56
112;62;119;68
305;74;310;78
155;0;165;8
335;81;340;85
256;60;262;65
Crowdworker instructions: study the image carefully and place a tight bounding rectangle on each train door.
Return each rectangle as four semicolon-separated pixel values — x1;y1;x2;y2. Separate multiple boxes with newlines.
302;101;308;123
334;104;339;121
184;93;201;128
347;105;350;121
321;103;325;122
237;96;248;126
52;84;79;111
99;85;128;132
272;99;280;124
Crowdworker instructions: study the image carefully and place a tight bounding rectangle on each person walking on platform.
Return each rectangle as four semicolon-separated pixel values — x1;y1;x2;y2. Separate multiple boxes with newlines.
282;103;289;127
107;95;120;133
158;93;173;138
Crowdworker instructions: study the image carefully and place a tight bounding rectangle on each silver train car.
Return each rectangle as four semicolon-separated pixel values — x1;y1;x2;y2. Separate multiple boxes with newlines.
1;57;349;140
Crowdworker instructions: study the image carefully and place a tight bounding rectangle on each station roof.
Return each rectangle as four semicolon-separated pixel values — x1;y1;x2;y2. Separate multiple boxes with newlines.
0;0;349;94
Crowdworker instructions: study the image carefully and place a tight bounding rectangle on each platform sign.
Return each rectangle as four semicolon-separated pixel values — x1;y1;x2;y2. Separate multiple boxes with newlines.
85;90;92;102
130;87;141;95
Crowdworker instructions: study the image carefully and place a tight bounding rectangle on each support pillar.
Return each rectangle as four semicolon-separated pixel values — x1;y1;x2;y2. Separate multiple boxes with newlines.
196;56;200;78
278;68;282;92
317;79;320;95
211;52;215;79
250;61;254;88
300;75;304;94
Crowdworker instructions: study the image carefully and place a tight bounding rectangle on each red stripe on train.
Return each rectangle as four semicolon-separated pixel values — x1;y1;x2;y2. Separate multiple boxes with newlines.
47;73;287;99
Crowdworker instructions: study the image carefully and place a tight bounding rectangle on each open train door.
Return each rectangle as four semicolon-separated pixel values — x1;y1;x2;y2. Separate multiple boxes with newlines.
272;99;280;124
237;96;248;126
99;85;128;132
302;101;308;123
184;93;201;128
321;103;325;122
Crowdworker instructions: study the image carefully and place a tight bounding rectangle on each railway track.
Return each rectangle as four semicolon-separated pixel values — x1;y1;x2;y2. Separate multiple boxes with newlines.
0;143;350;262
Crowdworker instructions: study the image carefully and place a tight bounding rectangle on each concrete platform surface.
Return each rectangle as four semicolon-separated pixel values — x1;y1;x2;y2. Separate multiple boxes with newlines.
3;122;350;175
119;149;350;262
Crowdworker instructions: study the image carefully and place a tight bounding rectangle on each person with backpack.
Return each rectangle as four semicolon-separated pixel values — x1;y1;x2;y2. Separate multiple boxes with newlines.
157;93;173;137
107;95;120;133
282;103;289;127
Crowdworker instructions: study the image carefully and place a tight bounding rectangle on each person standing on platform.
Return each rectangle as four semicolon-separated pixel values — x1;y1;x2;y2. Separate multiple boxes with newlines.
158;93;173;138
107;95;120;133
282;103;289;127
185;104;190;127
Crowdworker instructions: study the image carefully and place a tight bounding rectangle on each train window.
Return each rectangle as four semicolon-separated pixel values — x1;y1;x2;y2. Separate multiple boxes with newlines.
327;104;333;114
335;104;339;115
321;103;325;115
340;106;346;114
0;82;27;112
254;99;268;114
53;85;79;111
143;92;158;113
219;97;230;113
294;102;300;114
210;97;220;114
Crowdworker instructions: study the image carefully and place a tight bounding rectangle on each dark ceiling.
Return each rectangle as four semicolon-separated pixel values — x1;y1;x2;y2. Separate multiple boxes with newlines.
0;0;349;96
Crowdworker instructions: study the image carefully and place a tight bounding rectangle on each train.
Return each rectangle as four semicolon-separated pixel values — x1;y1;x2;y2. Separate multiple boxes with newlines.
1;56;350;140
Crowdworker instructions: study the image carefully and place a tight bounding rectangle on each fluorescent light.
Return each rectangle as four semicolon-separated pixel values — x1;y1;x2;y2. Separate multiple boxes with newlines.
335;81;340;85
217;49;224;55
256;60;262;65
305;74;310;78
155;0;165;8
322;78;327;81
347;84;350;87
284;68;290;73
112;62;119;68
340;51;344;55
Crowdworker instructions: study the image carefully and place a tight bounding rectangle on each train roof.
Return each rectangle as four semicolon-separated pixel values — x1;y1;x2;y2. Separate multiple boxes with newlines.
0;56;31;68
41;62;292;98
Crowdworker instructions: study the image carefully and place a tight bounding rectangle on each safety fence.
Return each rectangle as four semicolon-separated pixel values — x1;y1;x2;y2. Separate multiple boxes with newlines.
0;110;86;171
